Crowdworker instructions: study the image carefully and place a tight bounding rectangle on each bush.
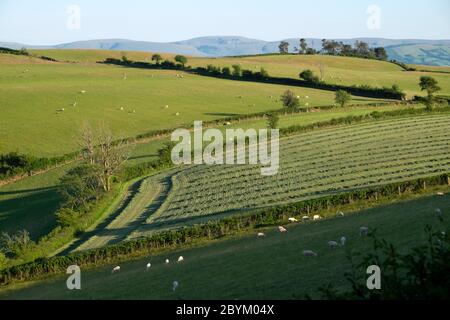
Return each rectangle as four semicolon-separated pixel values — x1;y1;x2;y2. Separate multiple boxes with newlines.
232;64;242;77
300;69;320;83
281;90;301;109
56;208;83;228
222;67;231;76
335;90;352;107
0;230;35;259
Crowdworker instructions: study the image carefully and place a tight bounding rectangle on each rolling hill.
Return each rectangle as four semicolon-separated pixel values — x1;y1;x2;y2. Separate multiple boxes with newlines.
2;36;450;66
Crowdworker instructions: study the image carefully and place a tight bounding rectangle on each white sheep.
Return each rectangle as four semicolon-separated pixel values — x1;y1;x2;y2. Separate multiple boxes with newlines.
120;107;124;111
337;211;345;217
146;263;151;271
112;266;121;273
175;112;180;116
340;236;347;247
328;241;338;248
61;108;65;112
72;102;77;107
165;258;170;264
296;95;300;99
303;250;317;257
288;217;298;223
257;232;266;238
313;215;322;221
437;192;444;196
173;281;179;292
80;90;86;94
360;227;369;236
305;96;309;99
177;256;184;263
278;226;288;233
302;216;310;221
165;105;169;109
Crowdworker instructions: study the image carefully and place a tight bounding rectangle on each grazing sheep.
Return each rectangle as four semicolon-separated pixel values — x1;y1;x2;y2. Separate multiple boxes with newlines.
313;215;322;221
257;232;266;238
173;281;179;292
340;236;346;247
60;108;65;112
175;112;180;116
80;90;86;94
437;192;444;196
112;266;121;274
302;216;310;222
132;110;136;113
120;107;124;111
165;259;170;264
303;250;317;257
296;95;301;99
360;227;369;236
305;96;309;99
72;102;77;107
337;211;345;217
146;263;151;271
224;122;231;126
177;256;184;263
328;241;339;248
288;217;298;223
165;105;169;109
278;226;288;233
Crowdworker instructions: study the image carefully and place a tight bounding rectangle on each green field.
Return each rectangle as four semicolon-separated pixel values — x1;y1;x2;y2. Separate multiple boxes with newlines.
30;49;450;98
0;53;388;156
1;193;448;299
70;113;450;251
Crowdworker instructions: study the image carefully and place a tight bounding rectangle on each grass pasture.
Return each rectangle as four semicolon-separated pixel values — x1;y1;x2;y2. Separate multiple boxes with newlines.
1;193;448;300
0;53;388;157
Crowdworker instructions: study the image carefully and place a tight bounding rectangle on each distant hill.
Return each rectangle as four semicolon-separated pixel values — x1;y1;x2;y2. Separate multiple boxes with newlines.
1;36;449;66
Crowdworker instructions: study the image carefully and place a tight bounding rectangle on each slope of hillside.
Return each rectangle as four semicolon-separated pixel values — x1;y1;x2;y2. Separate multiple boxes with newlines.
3;37;450;65
2;193;448;299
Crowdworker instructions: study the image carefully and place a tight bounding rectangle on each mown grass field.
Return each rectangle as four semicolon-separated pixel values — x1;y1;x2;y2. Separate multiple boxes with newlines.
1;193;448;300
71;113;450;250
0;53;388;156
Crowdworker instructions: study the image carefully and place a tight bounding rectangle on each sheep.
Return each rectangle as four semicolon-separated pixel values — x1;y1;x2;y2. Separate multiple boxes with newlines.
360;227;369;236
173;281;179;292
132;110;136;114
165;105;169;109
112;266;121;274
120;107;124;111
72;102;77;107
288;217;298;223
302;216;310;222
296;95;301;99
437;192;444;196
146;263;151;271
305;96;309;99
340;236;347;247
278;226;288;233
313;215;322;221
328;241;339;248
224;122;231;126
257;232;266;238
337;211;345;217
60;108;65;112
303;250;317;257
175;112;180;116
80;90;86;94
165;258;170;264
177;256;184;263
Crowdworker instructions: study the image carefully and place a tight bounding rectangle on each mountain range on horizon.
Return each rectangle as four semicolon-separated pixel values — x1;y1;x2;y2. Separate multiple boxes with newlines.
1;36;450;66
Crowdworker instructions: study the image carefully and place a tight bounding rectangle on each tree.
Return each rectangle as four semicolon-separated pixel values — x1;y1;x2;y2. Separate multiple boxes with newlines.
232;64;242;77
59;164;104;209
222;67;231;76
335;90;351;107
420;76;441;110
266;112;279;129
374;47;388;60
281;90;300;110
355;40;370;56
79;125;130;192
151;54;163;65
296;38;308;54
259;67;269;78
174;55;188;68
279;41;290;54
299;69;320;83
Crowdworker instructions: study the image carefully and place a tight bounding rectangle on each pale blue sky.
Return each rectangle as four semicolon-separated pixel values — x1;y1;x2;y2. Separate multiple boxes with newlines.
1;0;449;45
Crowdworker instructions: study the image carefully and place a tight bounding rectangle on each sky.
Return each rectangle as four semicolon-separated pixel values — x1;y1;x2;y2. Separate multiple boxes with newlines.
0;0;449;45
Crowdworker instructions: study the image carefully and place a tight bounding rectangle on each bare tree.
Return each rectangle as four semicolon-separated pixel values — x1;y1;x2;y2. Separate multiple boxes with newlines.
79;124;130;192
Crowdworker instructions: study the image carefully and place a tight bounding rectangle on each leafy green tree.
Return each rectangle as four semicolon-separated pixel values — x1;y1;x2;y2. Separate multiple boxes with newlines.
151;54;163;65
281;90;300;110
374;47;388;60
420;76;441;110
232;64;242;77
174;55;188;67
335;90;352;107
266;112;280;129
58;164;104;210
221;67;231;76
299;69;320;83
299;38;308;54
279;41;290;54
